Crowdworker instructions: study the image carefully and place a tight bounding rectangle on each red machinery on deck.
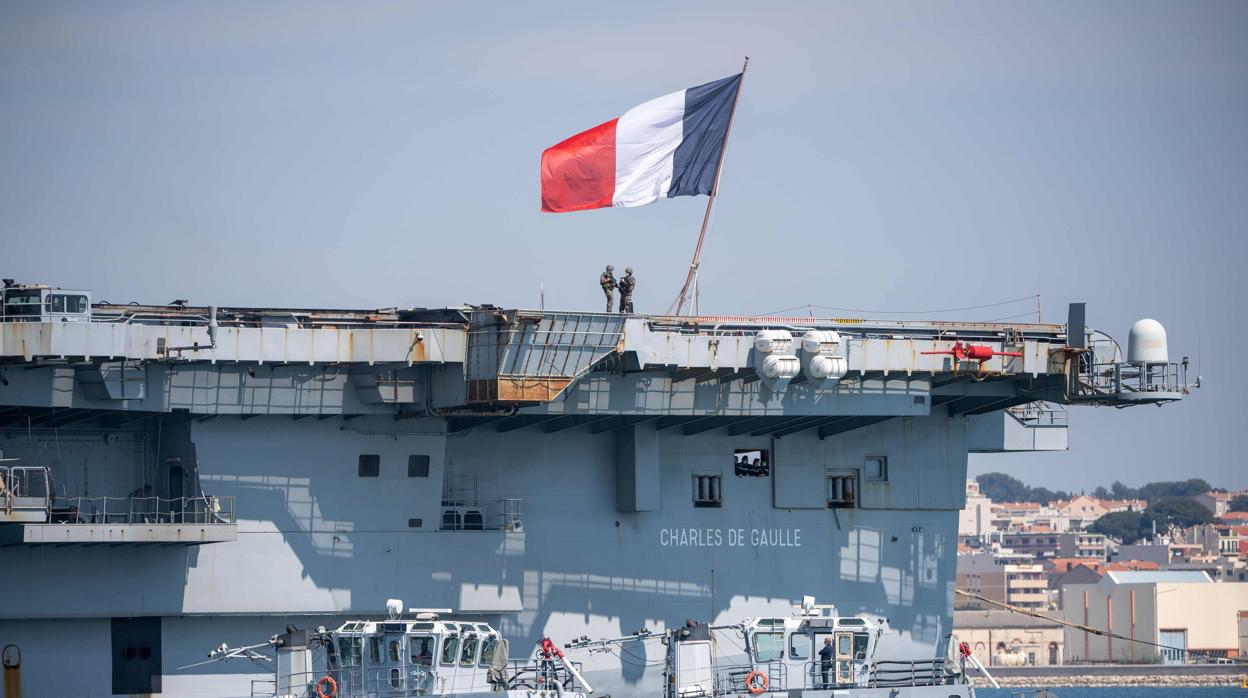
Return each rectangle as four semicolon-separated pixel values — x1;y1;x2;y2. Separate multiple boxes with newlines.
922;341;1022;363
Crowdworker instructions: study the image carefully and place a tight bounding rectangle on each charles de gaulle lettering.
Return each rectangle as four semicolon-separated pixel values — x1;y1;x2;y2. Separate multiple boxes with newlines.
659;527;801;547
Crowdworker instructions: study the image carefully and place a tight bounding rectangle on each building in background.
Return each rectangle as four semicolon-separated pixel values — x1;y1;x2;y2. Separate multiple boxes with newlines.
994;531;1109;562
1097;498;1149;513
953;609;1064;667
957;554;1006;609
1052;495;1109;529
992;502;1045;532
1061;570;1248;664
1005;564;1050;610
1000;531;1060;558
1057;532;1110;561
1114;543;1176;566
959;480;996;541
1195;491;1233;518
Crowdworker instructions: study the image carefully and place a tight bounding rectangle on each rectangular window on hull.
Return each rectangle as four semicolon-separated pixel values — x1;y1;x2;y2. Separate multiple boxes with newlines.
692;473;722;508
864;456;887;482
408;454;431;477
359;454;380;477
733;449;770;477
827;471;856;508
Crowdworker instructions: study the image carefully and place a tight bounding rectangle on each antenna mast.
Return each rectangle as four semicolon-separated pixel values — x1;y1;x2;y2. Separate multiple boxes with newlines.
669;57;750;316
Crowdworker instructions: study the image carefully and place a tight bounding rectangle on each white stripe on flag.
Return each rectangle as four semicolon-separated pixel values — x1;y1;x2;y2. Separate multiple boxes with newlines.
612;89;686;207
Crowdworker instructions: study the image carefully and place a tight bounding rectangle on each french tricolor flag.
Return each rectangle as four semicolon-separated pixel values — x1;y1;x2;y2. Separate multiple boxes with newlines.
540;74;743;213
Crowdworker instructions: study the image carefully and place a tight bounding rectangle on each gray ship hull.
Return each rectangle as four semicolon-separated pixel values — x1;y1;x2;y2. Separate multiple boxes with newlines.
0;301;1187;696
1;414;964;697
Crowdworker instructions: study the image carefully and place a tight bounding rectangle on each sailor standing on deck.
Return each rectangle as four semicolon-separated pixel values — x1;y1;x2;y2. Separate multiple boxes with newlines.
618;268;636;314
818;637;834;687
600;265;617;313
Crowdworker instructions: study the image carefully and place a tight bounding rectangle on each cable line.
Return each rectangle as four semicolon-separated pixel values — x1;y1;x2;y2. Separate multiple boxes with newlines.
753;294;1040;318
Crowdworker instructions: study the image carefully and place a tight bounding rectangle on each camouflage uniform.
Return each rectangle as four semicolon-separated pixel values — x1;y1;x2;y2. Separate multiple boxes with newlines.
618;269;636;314
600;266;617;313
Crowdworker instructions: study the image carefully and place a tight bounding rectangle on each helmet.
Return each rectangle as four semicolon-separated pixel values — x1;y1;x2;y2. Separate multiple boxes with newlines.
606;265;614;271
625;267;633;274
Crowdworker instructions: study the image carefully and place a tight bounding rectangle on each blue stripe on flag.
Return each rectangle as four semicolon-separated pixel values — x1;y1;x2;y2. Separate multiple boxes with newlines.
668;73;743;198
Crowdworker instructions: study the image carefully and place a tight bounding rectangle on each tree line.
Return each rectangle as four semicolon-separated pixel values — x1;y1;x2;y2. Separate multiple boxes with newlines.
975;472;1220;506
975;472;1248;545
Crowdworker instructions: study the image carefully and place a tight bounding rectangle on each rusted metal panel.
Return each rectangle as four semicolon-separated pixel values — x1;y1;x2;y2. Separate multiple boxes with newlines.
463;310;624;403
467;377;573;403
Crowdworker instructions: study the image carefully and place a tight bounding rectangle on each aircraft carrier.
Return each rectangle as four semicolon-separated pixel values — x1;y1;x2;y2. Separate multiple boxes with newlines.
0;280;1189;697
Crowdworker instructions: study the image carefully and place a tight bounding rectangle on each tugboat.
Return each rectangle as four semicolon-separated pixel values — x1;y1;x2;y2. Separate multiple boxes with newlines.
565;597;985;698
193;600;593;698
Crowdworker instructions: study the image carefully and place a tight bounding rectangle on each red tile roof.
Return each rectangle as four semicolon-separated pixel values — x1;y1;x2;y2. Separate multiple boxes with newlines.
999;502;1041;510
1047;558;1099;573
1104;560;1160;572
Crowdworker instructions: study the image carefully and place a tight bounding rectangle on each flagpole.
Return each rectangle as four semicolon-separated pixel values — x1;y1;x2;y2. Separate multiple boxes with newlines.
669;56;750;316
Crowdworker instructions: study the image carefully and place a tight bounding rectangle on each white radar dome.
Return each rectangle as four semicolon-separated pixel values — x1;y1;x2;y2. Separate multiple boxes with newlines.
1127;318;1168;364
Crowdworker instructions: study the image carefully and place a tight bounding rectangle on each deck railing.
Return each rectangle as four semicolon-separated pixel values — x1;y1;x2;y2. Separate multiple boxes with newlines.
710;659;957;693
49;495;235;525
1006;401;1069;427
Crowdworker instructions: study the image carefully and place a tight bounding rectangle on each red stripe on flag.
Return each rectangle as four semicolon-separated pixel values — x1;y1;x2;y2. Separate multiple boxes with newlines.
540;118;618;213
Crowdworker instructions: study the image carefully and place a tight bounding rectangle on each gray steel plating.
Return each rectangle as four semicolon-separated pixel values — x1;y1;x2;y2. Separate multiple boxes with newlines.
0;294;1186;697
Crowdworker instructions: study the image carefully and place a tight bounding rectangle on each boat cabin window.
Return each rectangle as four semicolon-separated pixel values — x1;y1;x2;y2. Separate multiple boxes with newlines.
410;636;435;665
389;639;402;663
3;289;42;317
369;637;383;664
44;293;89;317
479;636;498;667
753;632;783;662
837;634;852;657
459;634;479;666
337;637;362;667
440;634;460;665
853;634;869;660
789;633;811;659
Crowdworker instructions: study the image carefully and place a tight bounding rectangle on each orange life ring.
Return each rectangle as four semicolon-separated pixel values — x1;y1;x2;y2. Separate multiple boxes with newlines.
745;670;768;694
316;675;338;698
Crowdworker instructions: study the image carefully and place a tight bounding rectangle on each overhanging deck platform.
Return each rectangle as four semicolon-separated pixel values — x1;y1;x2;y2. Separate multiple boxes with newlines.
0;522;237;546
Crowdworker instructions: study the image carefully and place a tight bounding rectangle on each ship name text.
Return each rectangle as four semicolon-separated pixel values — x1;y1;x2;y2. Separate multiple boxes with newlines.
659;527;801;548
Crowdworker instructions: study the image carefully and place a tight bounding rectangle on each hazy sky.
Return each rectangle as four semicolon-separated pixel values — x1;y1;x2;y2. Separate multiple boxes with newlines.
3;1;1245;491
